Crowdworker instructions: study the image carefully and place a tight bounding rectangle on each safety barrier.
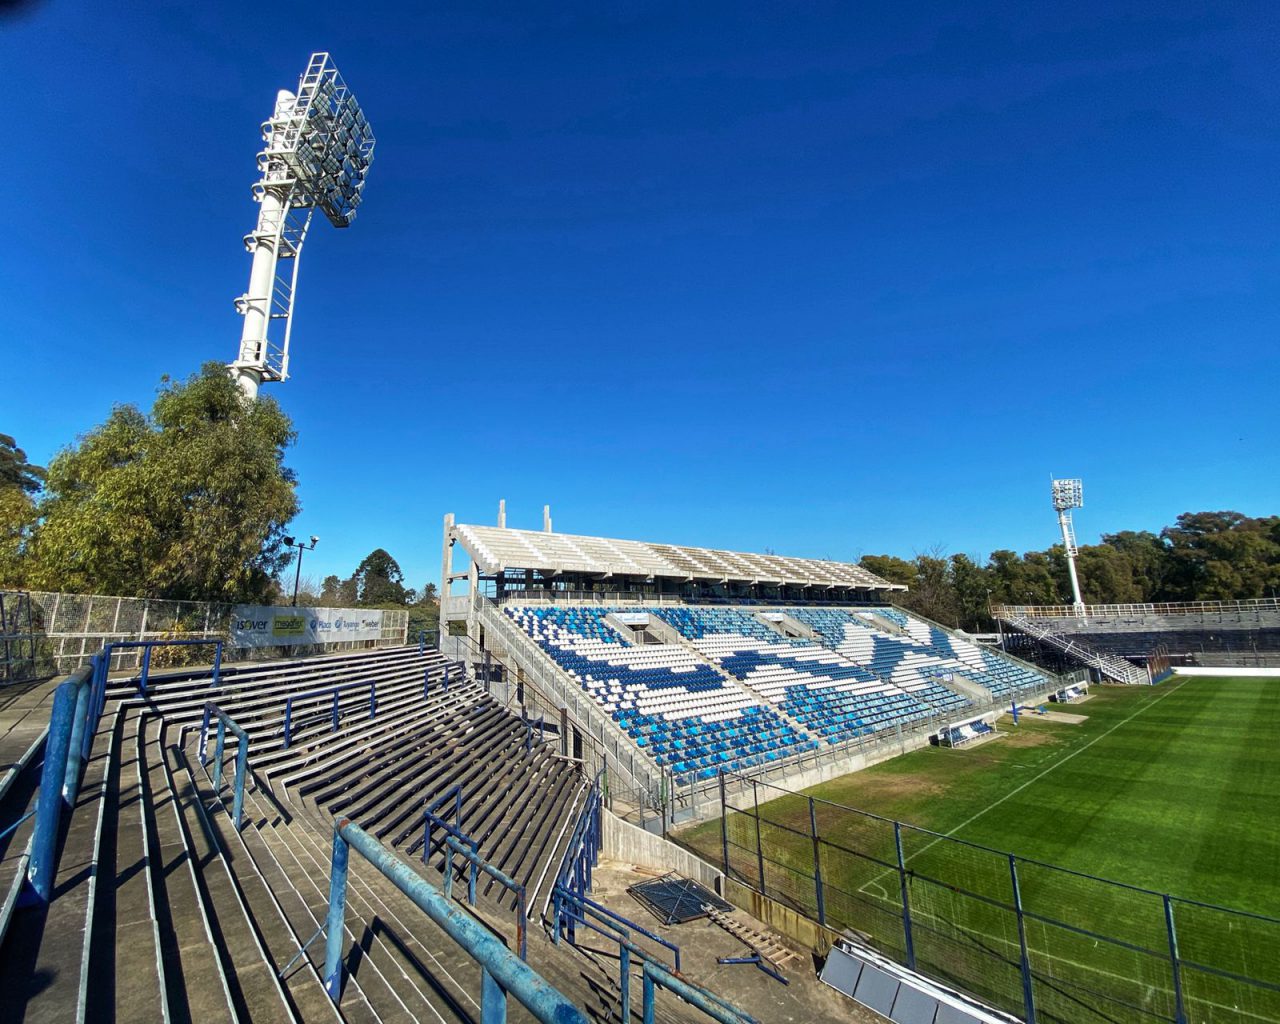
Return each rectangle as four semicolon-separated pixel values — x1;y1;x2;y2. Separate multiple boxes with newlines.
21;663;104;904
198;703;250;830
552;886;755;1024
323;818;588;1023
281;680;376;749
105;637;224;694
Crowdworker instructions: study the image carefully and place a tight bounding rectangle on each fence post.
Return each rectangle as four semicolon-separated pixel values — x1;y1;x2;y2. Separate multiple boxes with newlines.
1163;895;1187;1024
140;643;153;694
894;822;916;970
752;780;766;897
323;825;350;1001
63;680;92;806
25;681;76;904
232;732;248;831
809;797;826;927
1008;855;1037;1024
642;968;656;1024
481;965;506;1024
214;718;227;793
211;640;223;688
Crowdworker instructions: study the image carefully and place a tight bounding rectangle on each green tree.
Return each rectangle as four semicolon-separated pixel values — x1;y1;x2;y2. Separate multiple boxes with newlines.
350;548;408;606
26;364;298;602
0;434;45;586
860;555;916;589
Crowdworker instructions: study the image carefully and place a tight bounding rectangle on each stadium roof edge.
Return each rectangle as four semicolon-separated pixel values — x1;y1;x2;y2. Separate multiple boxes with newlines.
447;521;906;591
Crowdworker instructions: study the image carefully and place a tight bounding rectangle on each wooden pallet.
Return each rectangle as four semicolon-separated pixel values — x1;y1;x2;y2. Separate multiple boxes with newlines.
704;907;803;972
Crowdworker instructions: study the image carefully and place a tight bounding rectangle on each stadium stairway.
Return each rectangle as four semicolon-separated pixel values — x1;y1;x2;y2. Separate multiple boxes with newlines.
0;643;696;1023
999;612;1148;684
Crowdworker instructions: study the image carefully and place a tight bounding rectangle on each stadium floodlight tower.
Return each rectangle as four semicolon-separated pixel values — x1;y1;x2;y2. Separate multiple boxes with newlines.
1051;478;1087;617
229;53;375;400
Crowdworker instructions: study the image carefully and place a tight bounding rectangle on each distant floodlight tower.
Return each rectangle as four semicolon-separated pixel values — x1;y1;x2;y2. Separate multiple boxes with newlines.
229;52;375;400
1051;478;1086;616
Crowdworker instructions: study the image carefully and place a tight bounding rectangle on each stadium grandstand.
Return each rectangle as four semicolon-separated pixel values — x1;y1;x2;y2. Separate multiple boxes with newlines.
994;598;1280;680
441;511;1055;819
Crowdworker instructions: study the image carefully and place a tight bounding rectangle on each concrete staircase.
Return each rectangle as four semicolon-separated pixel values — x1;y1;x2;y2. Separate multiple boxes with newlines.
0;643;686;1023
1000;613;1148;684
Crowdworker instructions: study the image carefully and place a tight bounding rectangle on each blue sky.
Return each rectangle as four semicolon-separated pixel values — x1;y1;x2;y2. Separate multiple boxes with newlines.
2;1;1277;595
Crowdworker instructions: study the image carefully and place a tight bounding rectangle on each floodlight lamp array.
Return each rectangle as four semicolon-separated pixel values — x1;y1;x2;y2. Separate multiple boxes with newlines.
260;52;375;228
1051;478;1084;512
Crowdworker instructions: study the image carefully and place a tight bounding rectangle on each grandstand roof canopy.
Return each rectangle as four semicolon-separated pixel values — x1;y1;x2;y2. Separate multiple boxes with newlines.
451;523;904;590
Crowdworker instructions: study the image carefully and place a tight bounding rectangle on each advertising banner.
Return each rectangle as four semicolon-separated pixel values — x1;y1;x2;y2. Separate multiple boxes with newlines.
230;605;385;648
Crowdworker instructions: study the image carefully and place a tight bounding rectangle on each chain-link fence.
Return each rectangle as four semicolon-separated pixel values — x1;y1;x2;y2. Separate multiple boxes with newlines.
1;590;409;680
712;772;1280;1024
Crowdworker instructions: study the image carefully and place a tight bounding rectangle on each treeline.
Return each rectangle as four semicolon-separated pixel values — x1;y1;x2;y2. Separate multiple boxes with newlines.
294;548;439;641
861;511;1280;631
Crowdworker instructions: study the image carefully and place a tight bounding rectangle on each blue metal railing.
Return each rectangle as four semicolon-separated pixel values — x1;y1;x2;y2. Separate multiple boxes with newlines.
198;703;250;830
282;681;376;749
13;658;109;905
441;833;529;959
323;818;588;1023
422;785;529;958
553;769;603;923
106;637;224;694
552;886;754;1024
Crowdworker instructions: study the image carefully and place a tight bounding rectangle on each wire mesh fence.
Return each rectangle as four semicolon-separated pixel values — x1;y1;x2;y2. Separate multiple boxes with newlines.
713;772;1280;1024
0;589;410;680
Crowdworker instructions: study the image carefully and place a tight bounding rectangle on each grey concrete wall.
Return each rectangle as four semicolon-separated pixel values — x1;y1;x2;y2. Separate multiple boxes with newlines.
601;809;724;890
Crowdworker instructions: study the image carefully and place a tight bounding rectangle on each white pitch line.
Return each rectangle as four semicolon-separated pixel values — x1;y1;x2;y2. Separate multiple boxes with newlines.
859;677;1190;895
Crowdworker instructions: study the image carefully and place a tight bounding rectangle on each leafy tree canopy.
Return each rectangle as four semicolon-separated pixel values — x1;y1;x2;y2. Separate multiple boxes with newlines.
25;363;298;602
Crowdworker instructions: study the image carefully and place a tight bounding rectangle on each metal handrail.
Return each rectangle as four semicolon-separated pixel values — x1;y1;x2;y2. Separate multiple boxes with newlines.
323;819;588;1023
995;598;1280;619
442;834;528;960
198;703;250;830
282;680;377;749
109;637;224;694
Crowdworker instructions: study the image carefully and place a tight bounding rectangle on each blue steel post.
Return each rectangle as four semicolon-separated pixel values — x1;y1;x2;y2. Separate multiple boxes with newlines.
809;797;826;927
25;681;76;904
140;644;153;694
481;966;506;1024
211;640;223;687
752;780;766;897
1164;895;1187;1024
62;675;92;806
213;718;227;793
894;822;916;969
232;734;248;830
323;825;350;1000
283;700;294;749
642;969;656;1024
331;691;340;732
1009;855;1037;1024
620;943;631;1023
424;666;430;700
719;773;731;877
370;682;377;719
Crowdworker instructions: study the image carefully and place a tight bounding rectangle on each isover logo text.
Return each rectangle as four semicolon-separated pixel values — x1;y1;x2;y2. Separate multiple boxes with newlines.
272;615;309;637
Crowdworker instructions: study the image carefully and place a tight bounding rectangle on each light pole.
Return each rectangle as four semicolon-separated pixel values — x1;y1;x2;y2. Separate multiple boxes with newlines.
285;535;319;606
230;53;376;400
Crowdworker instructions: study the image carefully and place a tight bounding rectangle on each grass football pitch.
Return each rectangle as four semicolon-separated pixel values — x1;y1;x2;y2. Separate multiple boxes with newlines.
679;676;1280;1023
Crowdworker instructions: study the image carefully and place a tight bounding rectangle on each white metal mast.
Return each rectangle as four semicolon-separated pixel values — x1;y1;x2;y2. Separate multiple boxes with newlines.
1051;478;1086;616
230;53;376;400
